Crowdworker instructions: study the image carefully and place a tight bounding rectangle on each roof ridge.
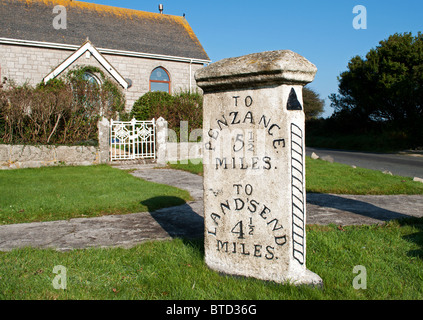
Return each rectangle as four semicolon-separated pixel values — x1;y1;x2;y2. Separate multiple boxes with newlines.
14;0;182;20
3;0;210;61
14;0;205;49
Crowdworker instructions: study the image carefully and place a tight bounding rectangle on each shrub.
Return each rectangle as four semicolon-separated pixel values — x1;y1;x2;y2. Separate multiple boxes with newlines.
0;65;126;145
130;90;203;140
131;91;174;121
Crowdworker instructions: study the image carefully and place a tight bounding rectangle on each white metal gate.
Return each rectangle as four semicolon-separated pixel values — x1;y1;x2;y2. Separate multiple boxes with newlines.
110;118;156;161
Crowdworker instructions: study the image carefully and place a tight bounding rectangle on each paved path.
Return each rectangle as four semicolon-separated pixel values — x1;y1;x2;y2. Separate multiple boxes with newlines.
0;166;422;252
306;147;423;179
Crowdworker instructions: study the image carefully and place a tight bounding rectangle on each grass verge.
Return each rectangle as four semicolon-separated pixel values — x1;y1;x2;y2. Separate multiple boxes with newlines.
0;165;191;225
1;218;422;300
167;157;423;195
306;157;423;194
167;159;204;176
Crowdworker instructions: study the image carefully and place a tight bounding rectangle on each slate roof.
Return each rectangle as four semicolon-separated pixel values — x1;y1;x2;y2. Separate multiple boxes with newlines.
0;0;210;61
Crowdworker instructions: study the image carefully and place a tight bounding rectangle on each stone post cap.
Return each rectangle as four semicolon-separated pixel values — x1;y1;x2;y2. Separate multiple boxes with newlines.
195;50;317;91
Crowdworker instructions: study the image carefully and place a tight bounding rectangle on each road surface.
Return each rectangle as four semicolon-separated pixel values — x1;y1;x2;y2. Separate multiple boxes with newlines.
306;147;423;179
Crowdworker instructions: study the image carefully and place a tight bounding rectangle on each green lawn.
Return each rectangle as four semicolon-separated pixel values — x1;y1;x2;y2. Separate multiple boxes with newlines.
0;165;191;225
168;159;204;176
1;218;422;300
168;157;423;195
2;158;421;226
306;157;423;195
1;160;423;300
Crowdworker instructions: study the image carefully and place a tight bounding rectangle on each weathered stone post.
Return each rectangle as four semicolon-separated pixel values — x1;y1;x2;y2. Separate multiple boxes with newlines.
156;117;168;166
195;50;322;286
97;117;110;164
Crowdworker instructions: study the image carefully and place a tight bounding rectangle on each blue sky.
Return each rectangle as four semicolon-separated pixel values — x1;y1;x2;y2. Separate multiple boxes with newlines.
82;0;423;118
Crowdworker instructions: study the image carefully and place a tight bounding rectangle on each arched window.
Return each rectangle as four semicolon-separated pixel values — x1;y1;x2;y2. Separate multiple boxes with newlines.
149;67;171;93
82;72;100;87
75;71;101;113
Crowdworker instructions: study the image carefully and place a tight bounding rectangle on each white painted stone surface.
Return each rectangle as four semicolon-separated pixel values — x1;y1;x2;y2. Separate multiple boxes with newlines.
196;50;322;286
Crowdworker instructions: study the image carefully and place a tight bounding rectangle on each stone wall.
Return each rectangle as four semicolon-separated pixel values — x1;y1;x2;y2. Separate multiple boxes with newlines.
0;115;203;169
0;117;110;170
0;44;70;87
0;144;101;169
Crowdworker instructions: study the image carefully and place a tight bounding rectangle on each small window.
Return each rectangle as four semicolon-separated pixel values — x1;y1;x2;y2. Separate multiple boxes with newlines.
82;72;100;87
150;67;170;93
74;72;101;112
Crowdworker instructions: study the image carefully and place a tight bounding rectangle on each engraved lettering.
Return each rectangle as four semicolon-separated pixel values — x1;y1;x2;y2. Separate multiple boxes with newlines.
247;199;259;213
273;138;285;149
268;124;281;136
229;111;241;124
259;205;271;220
234;198;245;211
217;240;228;252
245;96;253;107
265;246;275;260
220;200;231;215
254;244;262;258
217;115;228;130
240;243;250;255
215;157;228;169
243;111;254;124
211;213;221;225
275;235;287;246
259;115;271;128
267;218;283;231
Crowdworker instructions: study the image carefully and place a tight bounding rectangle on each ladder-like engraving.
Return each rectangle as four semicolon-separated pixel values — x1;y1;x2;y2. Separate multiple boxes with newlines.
291;123;305;265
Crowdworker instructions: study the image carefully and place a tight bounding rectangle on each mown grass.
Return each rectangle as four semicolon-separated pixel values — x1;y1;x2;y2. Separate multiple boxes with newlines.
0;165;192;225
168;157;423;195
1;161;423;300
1;218;422;300
3;157;421;226
167;159;204;176
306;158;423;195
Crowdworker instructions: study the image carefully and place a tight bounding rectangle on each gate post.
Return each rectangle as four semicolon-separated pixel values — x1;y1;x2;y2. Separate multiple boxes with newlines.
156;117;168;166
97;117;110;164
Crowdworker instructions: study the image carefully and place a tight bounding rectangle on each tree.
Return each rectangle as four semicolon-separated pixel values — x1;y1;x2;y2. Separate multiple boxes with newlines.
329;32;423;132
303;86;325;120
